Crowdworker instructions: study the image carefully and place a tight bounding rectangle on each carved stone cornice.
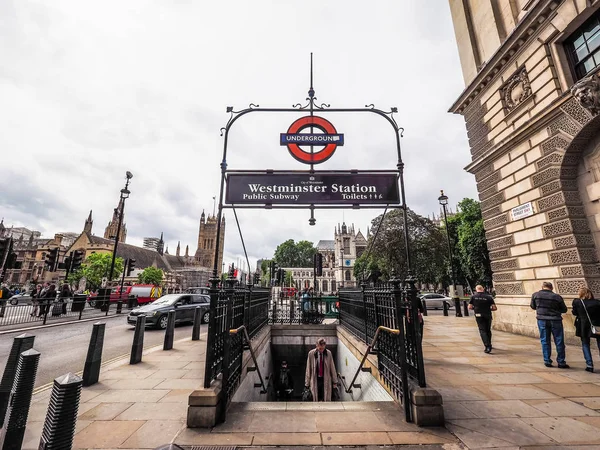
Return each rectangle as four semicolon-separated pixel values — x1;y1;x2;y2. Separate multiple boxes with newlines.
449;0;562;114
571;70;600;116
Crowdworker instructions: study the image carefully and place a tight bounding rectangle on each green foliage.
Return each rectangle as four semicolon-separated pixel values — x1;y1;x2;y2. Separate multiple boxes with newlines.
446;198;492;288
67;253;124;291
273;240;316;267
356;209;447;284
137;267;164;286
284;270;294;286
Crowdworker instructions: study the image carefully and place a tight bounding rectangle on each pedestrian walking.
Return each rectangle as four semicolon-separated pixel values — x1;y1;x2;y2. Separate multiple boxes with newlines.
0;283;11;318
59;283;71;315
305;338;338;402
468;285;497;353
30;284;42;317
572;287;600;373
40;284;57;317
530;281;569;368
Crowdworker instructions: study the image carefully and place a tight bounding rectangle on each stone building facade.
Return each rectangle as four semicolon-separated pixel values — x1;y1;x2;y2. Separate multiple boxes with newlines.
448;0;600;337
195;211;225;276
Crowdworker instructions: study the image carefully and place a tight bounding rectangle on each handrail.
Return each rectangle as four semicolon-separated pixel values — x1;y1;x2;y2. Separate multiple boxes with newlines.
345;325;399;393
337;372;354;401
229;325;267;393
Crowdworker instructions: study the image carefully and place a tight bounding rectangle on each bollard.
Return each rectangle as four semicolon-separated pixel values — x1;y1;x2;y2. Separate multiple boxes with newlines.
421;299;428;316
463;300;469;317
455;298;463;317
116;300;123;314
0;333;35;428
163;310;175;351
192;307;201;341
130;315;146;364
82;322;105;387
443;301;449;316
38;373;83;450
0;349;41;450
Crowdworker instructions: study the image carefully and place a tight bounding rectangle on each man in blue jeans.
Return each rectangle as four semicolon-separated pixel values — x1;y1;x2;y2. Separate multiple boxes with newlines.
530;282;569;368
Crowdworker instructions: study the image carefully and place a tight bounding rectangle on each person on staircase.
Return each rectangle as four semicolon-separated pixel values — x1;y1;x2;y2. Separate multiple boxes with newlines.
305;337;338;402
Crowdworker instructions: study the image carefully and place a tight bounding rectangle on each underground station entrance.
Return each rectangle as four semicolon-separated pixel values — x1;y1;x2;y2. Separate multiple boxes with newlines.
184;59;443;445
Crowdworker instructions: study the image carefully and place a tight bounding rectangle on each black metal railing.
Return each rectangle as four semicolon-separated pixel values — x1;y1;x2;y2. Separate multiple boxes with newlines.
338;276;426;406
268;295;339;324
204;278;270;389
0;293;129;329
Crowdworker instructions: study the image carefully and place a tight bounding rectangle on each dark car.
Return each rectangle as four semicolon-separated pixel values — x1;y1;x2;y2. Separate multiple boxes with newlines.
127;293;210;329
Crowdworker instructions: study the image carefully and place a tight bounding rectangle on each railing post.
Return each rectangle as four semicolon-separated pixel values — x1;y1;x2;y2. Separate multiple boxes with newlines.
220;276;236;423
192;306;202;341
0;333;35;429
463;300;469;317
203;275;220;389
443;301;449;316
0;348;41;450
163;310;175;350
83;322;105;386
130;315;145;364
361;282;368;343
406;275;426;387
38;373;83;450
42;299;50;325
390;277;411;422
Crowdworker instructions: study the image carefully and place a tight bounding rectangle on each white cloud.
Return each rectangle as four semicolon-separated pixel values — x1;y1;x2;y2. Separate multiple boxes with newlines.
1;0;476;272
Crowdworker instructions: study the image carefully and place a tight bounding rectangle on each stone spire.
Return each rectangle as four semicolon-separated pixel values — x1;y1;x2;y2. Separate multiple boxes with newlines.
185;245;189;257
84;210;93;234
104;199;127;242
176;241;181;257
157;232;164;256
165;245;169;255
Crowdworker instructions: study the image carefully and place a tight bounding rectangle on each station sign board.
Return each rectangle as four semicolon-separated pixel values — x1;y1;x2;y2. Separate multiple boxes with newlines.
226;172;400;205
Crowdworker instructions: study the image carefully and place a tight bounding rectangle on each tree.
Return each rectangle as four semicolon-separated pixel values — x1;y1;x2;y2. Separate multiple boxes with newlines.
273;240;316;267
354;209;448;285
67;253;124;291
446;198;492;289
284;270;294;286
137;267;164;286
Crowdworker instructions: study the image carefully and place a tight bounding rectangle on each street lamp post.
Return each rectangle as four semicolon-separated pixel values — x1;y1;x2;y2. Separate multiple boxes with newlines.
438;190;462;317
109;172;133;282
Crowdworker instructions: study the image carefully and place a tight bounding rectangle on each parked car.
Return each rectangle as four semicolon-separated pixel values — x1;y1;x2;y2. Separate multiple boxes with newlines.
7;293;33;306
418;293;454;310
127;293;210;329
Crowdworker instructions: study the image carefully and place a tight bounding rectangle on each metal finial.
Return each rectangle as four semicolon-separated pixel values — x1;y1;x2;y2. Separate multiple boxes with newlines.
308;53;315;98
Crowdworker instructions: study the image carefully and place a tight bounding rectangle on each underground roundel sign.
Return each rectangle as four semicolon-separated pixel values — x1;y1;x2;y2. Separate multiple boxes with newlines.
280;116;344;164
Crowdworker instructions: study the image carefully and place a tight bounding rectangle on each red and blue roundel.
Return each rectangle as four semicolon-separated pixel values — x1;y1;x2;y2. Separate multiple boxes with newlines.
280;116;344;164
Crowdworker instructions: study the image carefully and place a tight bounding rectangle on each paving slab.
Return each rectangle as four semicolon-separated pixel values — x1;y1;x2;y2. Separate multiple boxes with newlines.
523;417;600;444
525;398;600;417
78;402;134;421
252;432;322;445
119;419;186;449
72;420;146;448
321;431;392;445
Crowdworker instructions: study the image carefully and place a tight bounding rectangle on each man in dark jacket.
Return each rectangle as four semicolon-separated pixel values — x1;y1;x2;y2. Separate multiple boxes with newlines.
469;285;497;353
530;282;569;368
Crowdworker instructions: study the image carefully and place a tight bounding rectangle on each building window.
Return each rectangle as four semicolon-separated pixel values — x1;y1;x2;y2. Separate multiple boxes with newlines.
322;280;328;292
566;11;600;80
345;270;351;281
343;238;350;254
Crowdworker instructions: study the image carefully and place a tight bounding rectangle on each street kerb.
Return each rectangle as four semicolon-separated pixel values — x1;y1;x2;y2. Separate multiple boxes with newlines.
31;332;207;396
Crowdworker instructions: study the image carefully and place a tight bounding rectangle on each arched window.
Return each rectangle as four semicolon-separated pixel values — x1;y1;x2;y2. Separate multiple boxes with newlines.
345;270;351;281
315;280;320;292
322;280;328;292
331;281;336;291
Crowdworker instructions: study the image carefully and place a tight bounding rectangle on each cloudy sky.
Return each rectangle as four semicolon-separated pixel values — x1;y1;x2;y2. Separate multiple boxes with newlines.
1;0;477;271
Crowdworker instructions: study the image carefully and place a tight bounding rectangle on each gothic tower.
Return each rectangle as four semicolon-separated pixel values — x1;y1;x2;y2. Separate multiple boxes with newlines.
104;198;127;242
84;210;93;234
195;210;225;275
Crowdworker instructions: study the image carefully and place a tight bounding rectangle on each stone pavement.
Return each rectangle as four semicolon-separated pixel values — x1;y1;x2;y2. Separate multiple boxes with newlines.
425;314;600;448
18;315;600;449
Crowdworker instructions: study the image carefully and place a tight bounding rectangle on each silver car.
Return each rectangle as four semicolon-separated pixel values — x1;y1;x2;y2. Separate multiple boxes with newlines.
8;293;33;306
418;293;454;310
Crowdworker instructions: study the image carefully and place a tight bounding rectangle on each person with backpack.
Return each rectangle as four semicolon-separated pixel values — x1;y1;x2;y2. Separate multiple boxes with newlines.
572;287;600;373
469;285;497;353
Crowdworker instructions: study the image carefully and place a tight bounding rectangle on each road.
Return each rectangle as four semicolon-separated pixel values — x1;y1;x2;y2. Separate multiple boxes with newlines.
0;316;207;388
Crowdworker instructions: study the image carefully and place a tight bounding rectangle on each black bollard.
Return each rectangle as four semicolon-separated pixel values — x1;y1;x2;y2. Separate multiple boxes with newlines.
0;333;35;428
0;349;41;450
421;299;428;316
82;322;105;387
116;300;123;314
163;310;175;351
38;373;83;450
463;300;469;317
130;315;145;364
192;307;201;341
443;301;449;316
